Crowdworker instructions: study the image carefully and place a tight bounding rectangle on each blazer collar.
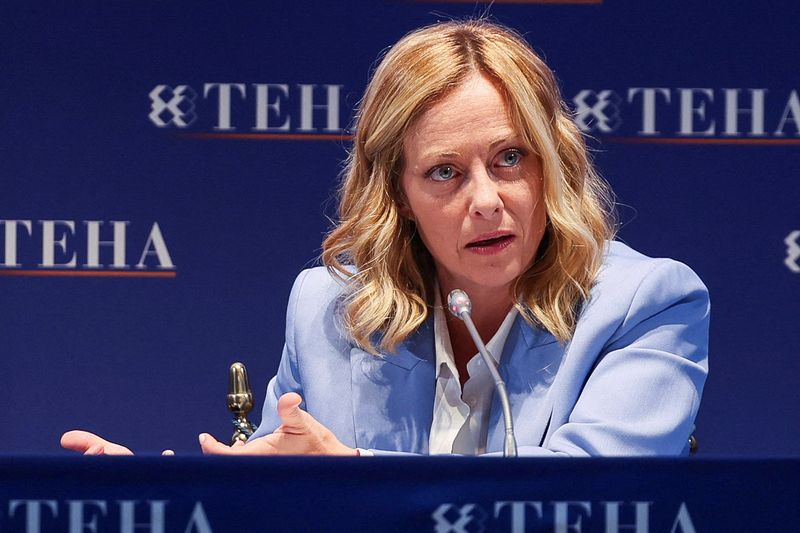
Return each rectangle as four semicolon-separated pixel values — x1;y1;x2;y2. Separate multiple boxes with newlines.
374;315;435;370
349;315;436;453
517;312;559;349
486;314;562;452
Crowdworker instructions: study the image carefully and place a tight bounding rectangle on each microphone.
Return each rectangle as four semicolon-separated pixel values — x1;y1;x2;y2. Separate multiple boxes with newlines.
448;289;518;457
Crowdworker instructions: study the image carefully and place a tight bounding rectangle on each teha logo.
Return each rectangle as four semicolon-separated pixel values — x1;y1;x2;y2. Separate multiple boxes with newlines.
570;87;800;144
573;90;622;133
149;85;198;128
0;220;176;278
785;230;800;273
405;1;603;4
3;499;212;532
148;82;347;140
432;500;698;532
432;503;487;533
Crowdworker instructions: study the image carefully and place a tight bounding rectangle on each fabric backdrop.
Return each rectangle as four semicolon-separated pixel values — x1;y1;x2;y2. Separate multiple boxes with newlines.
2;0;798;455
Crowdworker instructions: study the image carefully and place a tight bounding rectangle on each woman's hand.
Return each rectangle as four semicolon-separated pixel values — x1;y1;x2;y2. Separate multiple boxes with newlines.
60;430;175;456
199;392;357;456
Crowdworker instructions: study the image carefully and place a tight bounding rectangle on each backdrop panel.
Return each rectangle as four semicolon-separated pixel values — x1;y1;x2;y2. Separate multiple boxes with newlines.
1;0;798;455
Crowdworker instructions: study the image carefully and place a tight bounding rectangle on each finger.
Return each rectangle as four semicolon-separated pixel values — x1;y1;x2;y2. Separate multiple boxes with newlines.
199;433;276;455
276;392;307;431
199;433;237;455
84;443;104;456
61;430;104;453
161;449;175;456
232;439;245;447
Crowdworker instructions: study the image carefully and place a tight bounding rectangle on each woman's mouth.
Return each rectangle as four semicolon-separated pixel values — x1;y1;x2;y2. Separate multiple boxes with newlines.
466;234;515;255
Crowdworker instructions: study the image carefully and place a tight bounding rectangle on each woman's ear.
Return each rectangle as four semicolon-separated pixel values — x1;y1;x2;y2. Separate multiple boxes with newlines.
395;190;415;221
398;203;415;221
393;164;415;220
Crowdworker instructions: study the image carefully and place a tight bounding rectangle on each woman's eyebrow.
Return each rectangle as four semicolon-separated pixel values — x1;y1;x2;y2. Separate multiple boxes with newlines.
416;132;520;162
488;134;521;150
418;149;463;161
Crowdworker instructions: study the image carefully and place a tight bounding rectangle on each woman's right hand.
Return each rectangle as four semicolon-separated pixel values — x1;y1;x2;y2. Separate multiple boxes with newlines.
60;430;175;456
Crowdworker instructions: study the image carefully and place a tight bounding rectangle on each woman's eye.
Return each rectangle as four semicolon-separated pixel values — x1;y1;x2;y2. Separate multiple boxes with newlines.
497;149;522;167
428;165;457;181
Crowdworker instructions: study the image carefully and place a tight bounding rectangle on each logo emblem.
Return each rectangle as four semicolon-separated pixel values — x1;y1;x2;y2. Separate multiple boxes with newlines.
431;503;486;533
572;89;622;133
785;230;800;273
149;85;197;127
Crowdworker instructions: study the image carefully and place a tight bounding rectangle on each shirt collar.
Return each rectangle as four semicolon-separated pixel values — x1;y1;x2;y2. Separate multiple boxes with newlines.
432;287;518;381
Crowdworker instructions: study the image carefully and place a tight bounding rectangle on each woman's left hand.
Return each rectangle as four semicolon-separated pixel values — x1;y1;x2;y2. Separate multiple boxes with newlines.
198;392;357;456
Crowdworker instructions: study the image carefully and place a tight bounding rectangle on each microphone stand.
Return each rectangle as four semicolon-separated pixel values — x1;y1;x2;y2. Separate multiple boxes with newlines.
448;289;518;457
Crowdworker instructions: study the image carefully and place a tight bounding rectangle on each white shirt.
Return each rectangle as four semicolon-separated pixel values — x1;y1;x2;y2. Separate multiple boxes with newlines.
428;293;518;455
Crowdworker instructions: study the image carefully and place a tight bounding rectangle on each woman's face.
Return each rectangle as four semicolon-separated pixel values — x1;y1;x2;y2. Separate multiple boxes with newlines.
399;73;547;298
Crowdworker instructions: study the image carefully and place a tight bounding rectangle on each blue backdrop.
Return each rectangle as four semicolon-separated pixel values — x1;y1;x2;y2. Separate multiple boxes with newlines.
2;0;799;455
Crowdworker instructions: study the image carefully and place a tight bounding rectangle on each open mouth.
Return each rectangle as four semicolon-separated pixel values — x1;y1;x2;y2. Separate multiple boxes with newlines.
466;234;515;249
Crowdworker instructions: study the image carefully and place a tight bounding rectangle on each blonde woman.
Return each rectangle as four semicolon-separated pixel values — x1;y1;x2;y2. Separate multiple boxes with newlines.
63;19;708;457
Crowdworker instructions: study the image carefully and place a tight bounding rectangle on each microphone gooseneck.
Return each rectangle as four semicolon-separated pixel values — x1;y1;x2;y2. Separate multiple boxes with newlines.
447;289;518;457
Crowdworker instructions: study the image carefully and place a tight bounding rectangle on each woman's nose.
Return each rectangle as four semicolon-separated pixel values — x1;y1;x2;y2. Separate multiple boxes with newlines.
467;166;503;219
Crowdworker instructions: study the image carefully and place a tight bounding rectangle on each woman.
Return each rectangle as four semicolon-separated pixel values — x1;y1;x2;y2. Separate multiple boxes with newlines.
63;19;708;457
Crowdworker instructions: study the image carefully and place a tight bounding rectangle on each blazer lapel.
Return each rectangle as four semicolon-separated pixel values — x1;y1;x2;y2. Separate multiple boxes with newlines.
486;315;565;452
350;317;436;453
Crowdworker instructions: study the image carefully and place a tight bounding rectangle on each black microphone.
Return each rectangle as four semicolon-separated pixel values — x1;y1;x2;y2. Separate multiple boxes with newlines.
447;289;518;457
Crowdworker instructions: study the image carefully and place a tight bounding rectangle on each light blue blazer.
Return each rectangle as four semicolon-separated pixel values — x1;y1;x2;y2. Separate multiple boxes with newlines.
251;241;709;456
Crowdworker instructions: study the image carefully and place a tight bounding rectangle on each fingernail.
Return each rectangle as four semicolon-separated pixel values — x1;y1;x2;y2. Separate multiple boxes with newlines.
198;434;206;445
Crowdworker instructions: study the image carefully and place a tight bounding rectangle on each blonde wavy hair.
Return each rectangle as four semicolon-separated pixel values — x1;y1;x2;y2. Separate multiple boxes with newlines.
322;19;615;354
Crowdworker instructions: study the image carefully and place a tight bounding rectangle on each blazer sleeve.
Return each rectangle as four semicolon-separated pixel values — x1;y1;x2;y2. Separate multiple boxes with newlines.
515;259;710;457
249;270;310;440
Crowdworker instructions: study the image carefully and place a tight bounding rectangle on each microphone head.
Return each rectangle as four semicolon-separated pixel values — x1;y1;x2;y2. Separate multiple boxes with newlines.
447;289;472;318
